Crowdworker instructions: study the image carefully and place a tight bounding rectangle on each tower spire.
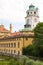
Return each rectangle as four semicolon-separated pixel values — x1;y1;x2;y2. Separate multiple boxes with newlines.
10;23;12;33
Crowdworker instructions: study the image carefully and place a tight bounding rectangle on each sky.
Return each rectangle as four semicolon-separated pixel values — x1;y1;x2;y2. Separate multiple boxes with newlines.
0;0;43;32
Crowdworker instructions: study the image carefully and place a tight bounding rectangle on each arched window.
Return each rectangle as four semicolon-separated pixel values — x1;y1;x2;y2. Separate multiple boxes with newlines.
11;43;13;47
9;43;10;47
14;43;16;47
27;19;29;24
11;50;13;54
14;50;16;53
26;37;28;40
18;51;20;55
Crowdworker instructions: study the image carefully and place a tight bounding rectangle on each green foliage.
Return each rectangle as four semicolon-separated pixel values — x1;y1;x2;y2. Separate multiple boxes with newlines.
9;58;16;65
19;56;29;65
23;22;43;57
23;45;34;56
34;22;43;45
0;55;43;65
26;60;34;65
19;56;43;65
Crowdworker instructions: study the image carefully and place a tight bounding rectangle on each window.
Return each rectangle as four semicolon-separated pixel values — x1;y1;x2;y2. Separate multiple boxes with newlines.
28;12;29;15
14;50;16;53
18;38;21;40
11;50;13;54
18;51;20;55
34;12;36;14
9;43;10;47
14;43;16;47
26;37;28;40
28;25;31;28
11;43;13;47
18;42;20;48
17;38;18;40
27;19;29;24
6;44;8;47
31;12;32;14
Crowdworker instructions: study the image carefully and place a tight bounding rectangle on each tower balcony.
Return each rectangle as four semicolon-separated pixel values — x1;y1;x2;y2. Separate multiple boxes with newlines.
24;24;31;28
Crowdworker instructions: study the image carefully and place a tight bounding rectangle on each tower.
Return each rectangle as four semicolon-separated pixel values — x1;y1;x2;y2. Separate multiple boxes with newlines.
24;4;39;30
10;23;12;33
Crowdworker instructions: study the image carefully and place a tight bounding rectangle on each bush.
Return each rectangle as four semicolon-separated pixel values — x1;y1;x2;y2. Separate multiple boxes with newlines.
9;58;16;65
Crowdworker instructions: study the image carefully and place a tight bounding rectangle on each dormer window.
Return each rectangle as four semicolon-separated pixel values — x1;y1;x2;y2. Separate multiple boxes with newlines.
34;12;36;14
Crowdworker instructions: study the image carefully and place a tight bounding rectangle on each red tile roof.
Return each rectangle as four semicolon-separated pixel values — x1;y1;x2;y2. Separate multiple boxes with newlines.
0;25;10;32
0;25;21;37
10;32;20;36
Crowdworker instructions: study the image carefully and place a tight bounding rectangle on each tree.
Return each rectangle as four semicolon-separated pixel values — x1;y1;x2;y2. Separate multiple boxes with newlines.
33;22;43;57
34;22;43;45
23;45;34;56
23;22;43;57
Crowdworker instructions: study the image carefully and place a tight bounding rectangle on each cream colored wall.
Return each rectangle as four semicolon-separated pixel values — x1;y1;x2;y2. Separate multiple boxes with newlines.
23;38;33;47
0;36;33;55
20;31;34;35
0;32;10;38
0;38;23;55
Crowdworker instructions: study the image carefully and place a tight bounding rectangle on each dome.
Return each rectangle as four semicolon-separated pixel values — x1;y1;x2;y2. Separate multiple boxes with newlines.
29;4;35;8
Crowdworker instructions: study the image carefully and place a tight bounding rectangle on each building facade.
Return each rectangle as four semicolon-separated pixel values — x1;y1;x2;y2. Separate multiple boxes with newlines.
0;4;39;56
0;34;34;55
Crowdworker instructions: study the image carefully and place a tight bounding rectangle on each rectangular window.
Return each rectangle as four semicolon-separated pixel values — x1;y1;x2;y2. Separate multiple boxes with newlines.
18;42;20;48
